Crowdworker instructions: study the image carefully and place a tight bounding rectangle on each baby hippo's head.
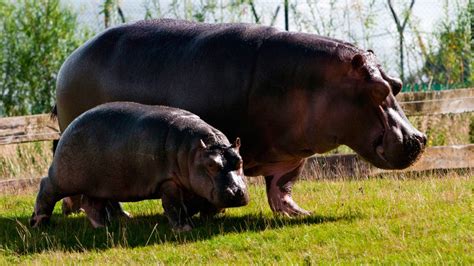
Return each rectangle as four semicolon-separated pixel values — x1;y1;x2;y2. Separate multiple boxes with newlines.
190;138;249;208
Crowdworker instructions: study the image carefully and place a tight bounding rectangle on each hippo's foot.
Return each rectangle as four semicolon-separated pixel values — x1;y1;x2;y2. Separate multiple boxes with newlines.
106;201;132;220
172;224;192;233
264;160;310;217
62;195;83;215
29;213;50;228
268;191;311;217
81;197;107;228
198;201;226;219
200;207;225;219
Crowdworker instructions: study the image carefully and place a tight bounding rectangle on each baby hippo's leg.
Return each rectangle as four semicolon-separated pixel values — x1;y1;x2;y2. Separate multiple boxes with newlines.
62;195;83;215
161;181;193;232
30;177;63;227
183;196;224;219
81;196;107;228
199;203;225;219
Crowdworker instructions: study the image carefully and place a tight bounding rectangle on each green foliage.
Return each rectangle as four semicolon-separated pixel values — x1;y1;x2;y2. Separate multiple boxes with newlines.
0;177;472;263
406;1;471;91
0;0;90;116
100;0;126;28
426;127;446;146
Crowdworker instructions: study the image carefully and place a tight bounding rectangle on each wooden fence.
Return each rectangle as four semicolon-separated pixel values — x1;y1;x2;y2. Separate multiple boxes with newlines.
1;88;473;191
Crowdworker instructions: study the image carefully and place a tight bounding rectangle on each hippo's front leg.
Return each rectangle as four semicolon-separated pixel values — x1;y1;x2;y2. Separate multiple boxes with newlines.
160;181;193;232
265;159;311;216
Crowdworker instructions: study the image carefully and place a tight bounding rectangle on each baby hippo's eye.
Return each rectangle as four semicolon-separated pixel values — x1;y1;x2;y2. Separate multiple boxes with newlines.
206;162;220;172
205;155;223;175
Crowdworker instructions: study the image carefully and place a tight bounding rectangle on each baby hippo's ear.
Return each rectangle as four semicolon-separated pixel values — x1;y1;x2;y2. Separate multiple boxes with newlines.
199;139;207;150
232;137;241;151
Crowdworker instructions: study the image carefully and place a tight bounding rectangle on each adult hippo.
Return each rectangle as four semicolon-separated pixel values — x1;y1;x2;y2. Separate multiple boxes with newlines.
55;19;426;216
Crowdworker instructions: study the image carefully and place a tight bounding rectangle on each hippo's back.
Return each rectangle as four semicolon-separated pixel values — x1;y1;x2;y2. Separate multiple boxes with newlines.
58;102;222;152
55;19;278;135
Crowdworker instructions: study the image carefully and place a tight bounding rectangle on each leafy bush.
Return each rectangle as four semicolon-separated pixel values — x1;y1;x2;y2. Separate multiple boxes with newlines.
0;0;91;116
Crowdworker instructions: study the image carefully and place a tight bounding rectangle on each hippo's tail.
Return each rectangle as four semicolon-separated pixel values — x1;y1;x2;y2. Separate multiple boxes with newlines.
50;104;59;155
50;104;58;121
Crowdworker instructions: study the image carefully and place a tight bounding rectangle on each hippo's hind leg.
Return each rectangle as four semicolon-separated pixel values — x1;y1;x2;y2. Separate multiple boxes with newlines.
62;196;129;221
52;139;83;217
30;177;63;227
81;196;107;228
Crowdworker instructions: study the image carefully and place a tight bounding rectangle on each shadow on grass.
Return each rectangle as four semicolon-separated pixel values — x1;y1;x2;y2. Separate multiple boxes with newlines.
0;211;361;255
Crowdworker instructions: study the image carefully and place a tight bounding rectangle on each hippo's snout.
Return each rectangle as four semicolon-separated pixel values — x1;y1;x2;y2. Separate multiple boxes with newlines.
400;132;426;166
221;185;249;207
379;128;426;169
415;133;427;147
216;170;249;207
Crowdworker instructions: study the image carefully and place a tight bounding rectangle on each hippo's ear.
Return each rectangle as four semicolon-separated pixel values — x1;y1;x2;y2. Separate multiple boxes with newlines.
232;137;241;151
351;54;365;69
370;81;390;105
378;66;403;96
390;79;403;96
199;139;207;150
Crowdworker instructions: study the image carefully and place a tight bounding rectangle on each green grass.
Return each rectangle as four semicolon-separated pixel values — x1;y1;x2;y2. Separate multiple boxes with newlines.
0;175;472;264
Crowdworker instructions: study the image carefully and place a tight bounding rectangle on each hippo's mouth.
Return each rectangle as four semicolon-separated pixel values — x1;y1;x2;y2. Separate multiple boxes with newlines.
373;106;391;167
373;132;388;164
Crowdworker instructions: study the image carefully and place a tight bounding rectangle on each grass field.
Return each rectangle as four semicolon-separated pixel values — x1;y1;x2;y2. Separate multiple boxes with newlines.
0;173;472;264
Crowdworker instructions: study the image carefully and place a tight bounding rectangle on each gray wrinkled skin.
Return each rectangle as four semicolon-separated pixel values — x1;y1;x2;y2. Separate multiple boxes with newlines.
31;102;248;230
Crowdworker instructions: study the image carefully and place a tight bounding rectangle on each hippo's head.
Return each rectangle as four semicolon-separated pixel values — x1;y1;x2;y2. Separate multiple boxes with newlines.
320;51;426;169
190;138;249;207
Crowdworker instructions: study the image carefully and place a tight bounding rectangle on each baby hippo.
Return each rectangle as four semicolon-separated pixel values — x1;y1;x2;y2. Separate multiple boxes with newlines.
30;102;249;231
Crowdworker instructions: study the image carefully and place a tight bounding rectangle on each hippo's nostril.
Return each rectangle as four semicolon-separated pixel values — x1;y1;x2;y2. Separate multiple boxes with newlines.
421;135;427;146
415;134;427;147
225;188;235;197
235;189;244;198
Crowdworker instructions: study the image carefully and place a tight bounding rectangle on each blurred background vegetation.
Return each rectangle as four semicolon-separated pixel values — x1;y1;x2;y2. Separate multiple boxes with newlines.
0;0;472;117
0;0;91;116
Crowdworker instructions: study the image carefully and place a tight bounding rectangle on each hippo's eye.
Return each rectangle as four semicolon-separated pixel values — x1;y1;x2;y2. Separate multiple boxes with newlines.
205;156;223;175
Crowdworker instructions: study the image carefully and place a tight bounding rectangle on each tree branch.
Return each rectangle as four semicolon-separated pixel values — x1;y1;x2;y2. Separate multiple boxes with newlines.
388;0;415;32
401;0;415;30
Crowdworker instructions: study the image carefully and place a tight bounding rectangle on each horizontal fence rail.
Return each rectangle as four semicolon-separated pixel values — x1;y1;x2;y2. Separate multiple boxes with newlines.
0;178;41;195
0;114;59;145
396;87;474;115
396;87;474;101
